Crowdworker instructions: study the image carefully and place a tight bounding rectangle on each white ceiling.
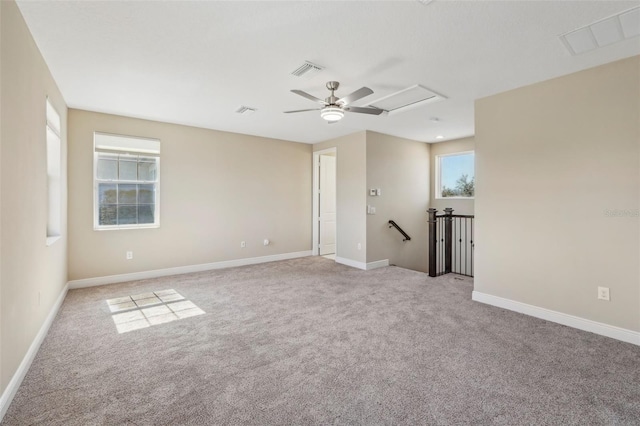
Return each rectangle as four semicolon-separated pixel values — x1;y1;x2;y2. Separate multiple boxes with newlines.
16;1;640;144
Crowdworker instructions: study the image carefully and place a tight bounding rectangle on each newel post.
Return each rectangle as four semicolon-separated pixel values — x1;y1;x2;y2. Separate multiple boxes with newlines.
444;208;454;274
427;208;437;277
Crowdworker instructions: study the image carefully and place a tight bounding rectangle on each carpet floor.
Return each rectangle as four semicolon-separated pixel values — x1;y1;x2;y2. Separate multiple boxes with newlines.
3;257;639;425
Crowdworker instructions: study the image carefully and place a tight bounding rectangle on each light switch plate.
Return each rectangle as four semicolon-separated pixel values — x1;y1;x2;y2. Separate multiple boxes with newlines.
597;286;610;301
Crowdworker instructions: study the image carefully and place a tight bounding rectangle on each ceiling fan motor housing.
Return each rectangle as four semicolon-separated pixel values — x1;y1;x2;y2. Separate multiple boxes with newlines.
326;81;340;91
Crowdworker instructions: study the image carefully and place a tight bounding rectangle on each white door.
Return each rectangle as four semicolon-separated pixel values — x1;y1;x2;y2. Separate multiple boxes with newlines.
319;154;336;255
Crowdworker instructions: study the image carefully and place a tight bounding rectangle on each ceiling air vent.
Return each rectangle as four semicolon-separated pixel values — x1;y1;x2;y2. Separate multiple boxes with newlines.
368;85;446;115
235;106;256;115
290;61;324;78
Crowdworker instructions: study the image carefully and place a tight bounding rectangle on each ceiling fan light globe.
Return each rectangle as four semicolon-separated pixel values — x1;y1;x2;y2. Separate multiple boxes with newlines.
320;106;344;121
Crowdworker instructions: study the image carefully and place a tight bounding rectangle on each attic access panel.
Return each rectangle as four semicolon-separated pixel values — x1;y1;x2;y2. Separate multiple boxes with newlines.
368;84;446;115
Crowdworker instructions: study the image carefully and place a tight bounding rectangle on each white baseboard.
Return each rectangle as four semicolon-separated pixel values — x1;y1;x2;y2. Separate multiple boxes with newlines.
68;251;312;289
472;291;640;346
335;257;389;271
366;259;389;270
335;256;367;270
0;282;69;422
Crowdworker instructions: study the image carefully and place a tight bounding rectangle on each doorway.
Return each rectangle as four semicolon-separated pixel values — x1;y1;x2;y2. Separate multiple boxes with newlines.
312;148;337;258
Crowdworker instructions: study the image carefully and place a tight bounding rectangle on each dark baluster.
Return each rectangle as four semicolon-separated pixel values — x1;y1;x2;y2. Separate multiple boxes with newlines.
444;208;453;274
427;208;437;277
470;218;474;277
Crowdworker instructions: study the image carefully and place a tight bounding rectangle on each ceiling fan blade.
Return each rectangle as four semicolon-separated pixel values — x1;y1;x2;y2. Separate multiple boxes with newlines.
344;106;384;115
284;108;322;114
291;90;327;105
337;87;374;106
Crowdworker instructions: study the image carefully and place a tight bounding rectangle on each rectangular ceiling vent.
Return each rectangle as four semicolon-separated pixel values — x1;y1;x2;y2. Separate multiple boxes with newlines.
291;61;324;78
368;85;446;115
559;6;640;55
235;106;256;115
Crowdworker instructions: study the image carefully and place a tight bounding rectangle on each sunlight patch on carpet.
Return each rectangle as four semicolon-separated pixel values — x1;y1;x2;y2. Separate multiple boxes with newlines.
106;289;205;333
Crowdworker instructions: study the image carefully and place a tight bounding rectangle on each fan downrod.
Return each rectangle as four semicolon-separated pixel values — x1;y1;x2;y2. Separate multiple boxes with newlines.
325;81;340;104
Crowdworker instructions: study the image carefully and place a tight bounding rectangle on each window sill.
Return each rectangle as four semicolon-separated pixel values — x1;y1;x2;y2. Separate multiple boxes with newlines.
94;224;160;231
46;235;62;246
435;196;475;200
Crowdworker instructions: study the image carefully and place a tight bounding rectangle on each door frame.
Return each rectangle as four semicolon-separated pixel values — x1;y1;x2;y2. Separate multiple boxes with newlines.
312;147;337;256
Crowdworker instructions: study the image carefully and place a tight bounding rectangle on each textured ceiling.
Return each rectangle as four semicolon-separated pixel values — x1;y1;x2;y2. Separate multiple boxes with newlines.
16;1;640;144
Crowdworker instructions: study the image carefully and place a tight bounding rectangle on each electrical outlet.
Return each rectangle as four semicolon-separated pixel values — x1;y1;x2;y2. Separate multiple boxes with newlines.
357;243;361;250
376;188;382;196
241;241;246;248
597;286;610;301
126;251;133;260
369;189;376;196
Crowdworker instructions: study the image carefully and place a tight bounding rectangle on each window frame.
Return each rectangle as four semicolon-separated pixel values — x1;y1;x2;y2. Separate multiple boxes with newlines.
435;150;475;200
93;133;161;231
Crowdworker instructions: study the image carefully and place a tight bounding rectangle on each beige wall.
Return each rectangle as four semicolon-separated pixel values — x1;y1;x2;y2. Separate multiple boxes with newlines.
429;137;475;216
475;56;640;332
0;0;68;394
366;131;430;272
314;132;367;264
68;110;312;280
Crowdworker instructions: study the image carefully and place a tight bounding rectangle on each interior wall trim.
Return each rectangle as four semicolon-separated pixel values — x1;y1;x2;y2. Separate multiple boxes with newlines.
0;283;70;421
335;256;367;270
366;259;390;270
335;257;389;270
68;251;312;289
472;291;640;346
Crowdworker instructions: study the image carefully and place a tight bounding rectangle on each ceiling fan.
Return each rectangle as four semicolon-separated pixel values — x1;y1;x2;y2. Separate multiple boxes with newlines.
284;81;383;122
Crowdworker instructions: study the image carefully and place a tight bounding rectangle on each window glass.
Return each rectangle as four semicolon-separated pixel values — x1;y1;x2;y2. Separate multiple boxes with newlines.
138;184;154;204
118;184;137;204
438;152;475;198
138;161;156;181
97;158;118;180
46;99;62;242
138;204;155;224
119;160;138;181
94;133;160;229
117;205;138;224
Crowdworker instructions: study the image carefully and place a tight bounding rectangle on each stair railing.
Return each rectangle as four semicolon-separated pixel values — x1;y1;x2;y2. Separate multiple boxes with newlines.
388;220;411;241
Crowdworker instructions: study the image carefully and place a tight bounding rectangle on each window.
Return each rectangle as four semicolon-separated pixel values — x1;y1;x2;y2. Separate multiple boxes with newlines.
436;151;475;198
46;99;62;245
94;133;160;229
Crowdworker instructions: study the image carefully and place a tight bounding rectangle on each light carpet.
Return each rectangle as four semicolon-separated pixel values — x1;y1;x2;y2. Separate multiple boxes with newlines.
3;257;639;425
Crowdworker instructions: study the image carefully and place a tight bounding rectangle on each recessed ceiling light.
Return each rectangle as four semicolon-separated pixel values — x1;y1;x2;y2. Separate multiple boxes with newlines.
435;135;444;139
